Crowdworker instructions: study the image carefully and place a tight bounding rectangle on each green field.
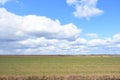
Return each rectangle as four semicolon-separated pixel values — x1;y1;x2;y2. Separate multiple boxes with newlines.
0;55;120;76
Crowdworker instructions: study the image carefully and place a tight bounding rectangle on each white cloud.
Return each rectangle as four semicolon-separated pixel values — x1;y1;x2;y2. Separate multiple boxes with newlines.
0;8;120;55
0;8;82;55
85;33;98;38
87;39;106;46
113;33;120;42
0;0;9;5
66;0;77;5
66;0;103;19
0;8;80;41
19;37;58;47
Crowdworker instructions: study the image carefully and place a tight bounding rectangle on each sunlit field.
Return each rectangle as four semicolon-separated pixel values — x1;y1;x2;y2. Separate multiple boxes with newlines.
0;55;120;80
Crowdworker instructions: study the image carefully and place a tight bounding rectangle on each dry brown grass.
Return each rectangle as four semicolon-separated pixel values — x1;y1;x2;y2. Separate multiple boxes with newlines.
0;75;120;80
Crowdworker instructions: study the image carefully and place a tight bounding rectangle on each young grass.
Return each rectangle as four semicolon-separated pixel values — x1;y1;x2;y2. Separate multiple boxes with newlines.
0;55;120;76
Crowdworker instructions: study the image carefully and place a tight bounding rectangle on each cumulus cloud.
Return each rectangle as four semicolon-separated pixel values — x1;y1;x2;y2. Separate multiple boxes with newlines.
0;8;81;55
66;0;103;19
0;8;120;55
0;8;80;41
0;0;9;5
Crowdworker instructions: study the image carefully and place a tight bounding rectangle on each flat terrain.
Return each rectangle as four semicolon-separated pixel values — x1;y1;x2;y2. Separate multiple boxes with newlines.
0;55;120;76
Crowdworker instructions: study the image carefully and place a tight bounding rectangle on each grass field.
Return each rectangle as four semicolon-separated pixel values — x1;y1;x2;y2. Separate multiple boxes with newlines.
0;55;120;77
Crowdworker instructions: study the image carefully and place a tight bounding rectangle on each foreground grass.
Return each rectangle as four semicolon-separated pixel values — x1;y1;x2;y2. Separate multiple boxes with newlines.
0;75;120;80
0;55;120;76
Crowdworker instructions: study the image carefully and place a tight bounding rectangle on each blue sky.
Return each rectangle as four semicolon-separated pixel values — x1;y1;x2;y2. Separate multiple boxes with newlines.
0;0;120;55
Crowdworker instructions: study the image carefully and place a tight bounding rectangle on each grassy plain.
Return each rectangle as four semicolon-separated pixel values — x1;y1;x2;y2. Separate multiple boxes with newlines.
0;55;120;76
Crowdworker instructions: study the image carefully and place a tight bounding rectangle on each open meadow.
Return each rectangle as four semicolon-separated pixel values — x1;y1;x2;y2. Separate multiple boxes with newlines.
0;55;120;80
